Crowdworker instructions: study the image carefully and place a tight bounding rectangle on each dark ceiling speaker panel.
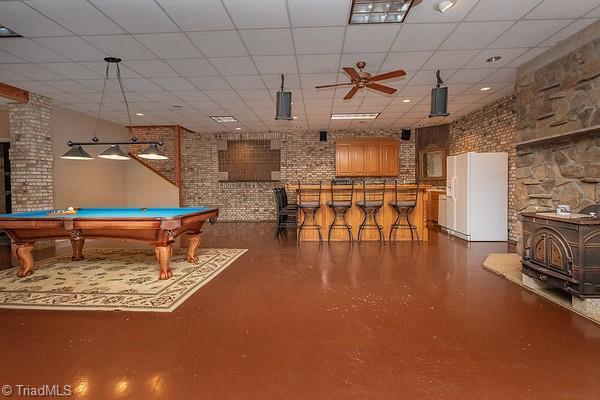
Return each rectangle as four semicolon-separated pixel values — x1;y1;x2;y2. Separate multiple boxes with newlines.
430;70;449;118
315;61;406;100
275;74;292;120
400;129;411;141
319;131;328;142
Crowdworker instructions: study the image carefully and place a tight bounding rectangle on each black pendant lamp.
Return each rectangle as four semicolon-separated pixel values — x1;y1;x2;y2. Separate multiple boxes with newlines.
429;70;449;118
61;57;167;161
275;74;293;120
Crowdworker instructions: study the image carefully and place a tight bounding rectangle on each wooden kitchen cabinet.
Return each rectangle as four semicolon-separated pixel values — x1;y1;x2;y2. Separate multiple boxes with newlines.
336;138;399;177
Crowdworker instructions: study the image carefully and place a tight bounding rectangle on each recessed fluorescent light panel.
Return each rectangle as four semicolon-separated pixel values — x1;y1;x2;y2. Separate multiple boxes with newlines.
0;26;21;37
210;116;238;123
331;113;380;120
434;0;456;13
349;0;414;24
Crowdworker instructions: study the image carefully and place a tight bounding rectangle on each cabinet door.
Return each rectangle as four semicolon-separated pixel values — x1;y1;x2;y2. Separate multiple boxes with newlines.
350;144;365;175
365;144;381;176
380;143;399;176
336;143;351;176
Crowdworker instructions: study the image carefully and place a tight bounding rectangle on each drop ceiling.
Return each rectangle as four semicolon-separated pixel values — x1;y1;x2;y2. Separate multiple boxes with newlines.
0;0;598;132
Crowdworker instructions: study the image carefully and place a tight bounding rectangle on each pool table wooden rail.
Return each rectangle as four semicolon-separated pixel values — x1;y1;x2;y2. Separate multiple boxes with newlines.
0;208;219;280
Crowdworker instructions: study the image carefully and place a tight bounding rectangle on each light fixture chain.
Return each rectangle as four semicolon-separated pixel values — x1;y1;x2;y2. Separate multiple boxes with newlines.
116;62;133;128
93;62;110;138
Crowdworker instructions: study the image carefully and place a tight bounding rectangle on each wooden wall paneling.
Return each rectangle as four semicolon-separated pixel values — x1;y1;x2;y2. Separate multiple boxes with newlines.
0;82;28;103
415;124;449;185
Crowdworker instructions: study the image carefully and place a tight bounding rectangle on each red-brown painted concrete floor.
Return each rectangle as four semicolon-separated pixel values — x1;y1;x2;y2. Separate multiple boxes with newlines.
0;223;599;400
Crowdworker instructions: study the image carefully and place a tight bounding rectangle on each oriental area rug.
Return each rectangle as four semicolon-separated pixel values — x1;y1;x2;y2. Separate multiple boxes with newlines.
0;248;247;312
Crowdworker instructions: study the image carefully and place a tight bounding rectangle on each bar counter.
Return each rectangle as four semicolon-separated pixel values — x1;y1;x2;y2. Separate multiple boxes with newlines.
290;183;430;242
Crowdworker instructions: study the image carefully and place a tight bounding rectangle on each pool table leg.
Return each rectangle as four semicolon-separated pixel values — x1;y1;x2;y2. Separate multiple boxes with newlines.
186;233;201;263
71;238;85;261
155;244;173;280
14;243;35;278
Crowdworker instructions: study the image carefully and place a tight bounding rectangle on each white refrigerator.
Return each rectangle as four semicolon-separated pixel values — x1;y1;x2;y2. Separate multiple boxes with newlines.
445;152;508;241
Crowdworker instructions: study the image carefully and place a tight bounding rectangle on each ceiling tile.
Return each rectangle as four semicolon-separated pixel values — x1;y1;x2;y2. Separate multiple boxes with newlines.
410;69;457;85
0;38;66;63
203;89;240;100
83;35;157;61
463;48;528;68
405;0;479;23
0;68;28;82
484;68;517;83
253;55;298;74
344;25;401;53
526;0;600;19
79;61;141;78
120;78;163;91
156;0;234;31
36;62;101;79
0;1;71;37
339;53;388;73
301;73;338;89
392;23;456;51
209;56;258;75
239;29;294;56
140;91;181;102
237;89;272;100
440;21;514;50
506;47;549;67
124;60;179;77
447;68;494;83
89;0;179;34
225;75;266;90
0;50;25;64
293;27;345;55
33;37;107;61
135;33;203;59
287;0;350;27
165;59;219;76
381;51;433;71
188;76;231;90
539;19;598;47
398;85;432;96
171;91;210;101
1;63;65;80
586;6;600;17
222;0;289;29
152;77;195;91
42;79;98;93
262;74;301;89
25;0;124;35
423;50;479;69
490;20;573;48
13;80;67;94
188;31;248;57
466;0;541;21
297;54;340;74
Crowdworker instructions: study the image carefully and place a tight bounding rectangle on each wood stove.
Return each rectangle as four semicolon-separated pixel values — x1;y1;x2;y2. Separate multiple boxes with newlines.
521;212;600;298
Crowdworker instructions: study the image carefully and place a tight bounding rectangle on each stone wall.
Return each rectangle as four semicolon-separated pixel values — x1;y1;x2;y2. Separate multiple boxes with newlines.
181;129;415;221
448;95;518;241
8;93;53;212
513;22;600;247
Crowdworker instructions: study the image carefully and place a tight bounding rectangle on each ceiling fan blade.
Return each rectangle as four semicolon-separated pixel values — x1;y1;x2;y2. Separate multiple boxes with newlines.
315;83;353;89
343;86;360;100
342;67;361;81
366;82;397;95
370;69;406;82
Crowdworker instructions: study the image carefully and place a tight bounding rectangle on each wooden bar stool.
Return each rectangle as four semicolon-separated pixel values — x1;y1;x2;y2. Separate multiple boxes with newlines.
389;180;420;242
356;180;386;243
327;179;354;242
297;181;323;242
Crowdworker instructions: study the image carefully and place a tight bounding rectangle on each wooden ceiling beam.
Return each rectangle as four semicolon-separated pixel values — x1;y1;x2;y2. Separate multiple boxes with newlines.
0;82;29;104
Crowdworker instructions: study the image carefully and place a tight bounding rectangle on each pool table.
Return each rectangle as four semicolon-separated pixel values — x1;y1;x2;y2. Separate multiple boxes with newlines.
0;207;219;280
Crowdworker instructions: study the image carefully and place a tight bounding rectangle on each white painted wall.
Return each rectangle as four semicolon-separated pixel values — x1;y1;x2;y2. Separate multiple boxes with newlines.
125;160;179;207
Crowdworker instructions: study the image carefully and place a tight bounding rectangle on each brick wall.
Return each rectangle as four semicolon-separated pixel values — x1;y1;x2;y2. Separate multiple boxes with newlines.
129;126;178;185
8;93;54;212
448;95;518;242
181;129;415;221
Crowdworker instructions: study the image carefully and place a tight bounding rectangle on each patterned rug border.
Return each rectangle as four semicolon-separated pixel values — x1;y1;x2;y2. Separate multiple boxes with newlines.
0;248;247;313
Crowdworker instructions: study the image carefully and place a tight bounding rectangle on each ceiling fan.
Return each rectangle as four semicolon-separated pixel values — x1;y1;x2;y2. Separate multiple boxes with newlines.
315;61;406;100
